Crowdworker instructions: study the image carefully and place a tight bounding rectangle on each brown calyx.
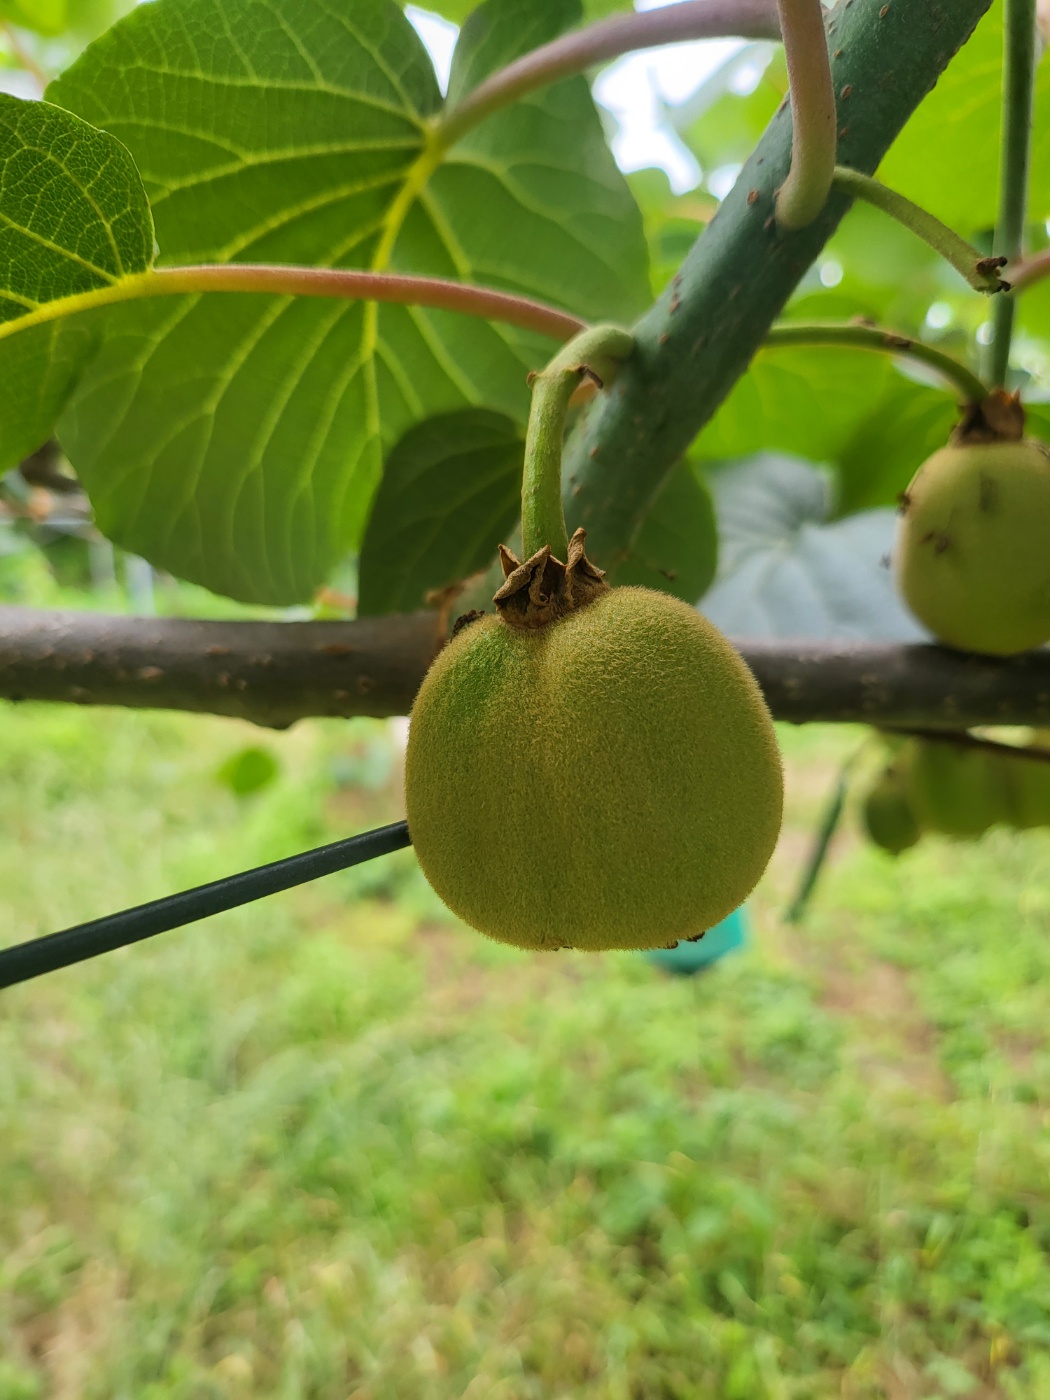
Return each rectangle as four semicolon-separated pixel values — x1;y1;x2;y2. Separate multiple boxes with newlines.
951;389;1026;446
493;527;609;631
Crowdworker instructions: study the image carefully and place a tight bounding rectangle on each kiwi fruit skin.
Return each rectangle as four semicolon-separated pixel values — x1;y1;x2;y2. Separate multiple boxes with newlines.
405;587;783;952
862;766;921;854
894;439;1050;656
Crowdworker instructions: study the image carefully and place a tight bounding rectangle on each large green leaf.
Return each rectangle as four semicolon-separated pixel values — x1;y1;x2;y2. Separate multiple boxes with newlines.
834;377;958;515
700;455;925;642
0;316;101;470
0;93;152;469
447;0;568;102
359;409;717;618
694;346;961;514
357;407;523;616
0;92;152;318
695;346;892;466
611;459;717;604
405;0;629;23
879;0;1050;233
48;0;647;603
403;0;477;21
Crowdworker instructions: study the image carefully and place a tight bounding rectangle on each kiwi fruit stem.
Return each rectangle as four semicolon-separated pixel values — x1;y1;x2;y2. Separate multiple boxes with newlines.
497;324;633;632
949;387;1025;445
829;167;1009;294
520;323;633;561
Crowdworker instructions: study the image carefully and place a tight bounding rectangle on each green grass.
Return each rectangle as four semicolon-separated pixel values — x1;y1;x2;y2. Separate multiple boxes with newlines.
1;707;1049;1399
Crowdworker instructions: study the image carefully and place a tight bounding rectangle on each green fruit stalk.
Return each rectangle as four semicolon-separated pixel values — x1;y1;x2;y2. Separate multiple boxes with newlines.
895;407;1050;656
405;558;783;952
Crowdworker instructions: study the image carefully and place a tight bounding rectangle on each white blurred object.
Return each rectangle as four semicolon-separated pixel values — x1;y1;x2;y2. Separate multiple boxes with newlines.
594;38;744;192
0;67;41;99
406;5;458;94
707;162;742;200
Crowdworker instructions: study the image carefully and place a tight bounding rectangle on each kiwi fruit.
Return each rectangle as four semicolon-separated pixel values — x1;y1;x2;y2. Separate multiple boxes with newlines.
895;435;1050;656
879;734;1050;841
993;746;1050;830
405;578;783;952
861;763;921;854
905;739;1011;839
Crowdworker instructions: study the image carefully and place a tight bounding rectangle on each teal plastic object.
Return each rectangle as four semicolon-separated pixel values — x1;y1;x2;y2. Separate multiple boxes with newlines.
642;905;749;976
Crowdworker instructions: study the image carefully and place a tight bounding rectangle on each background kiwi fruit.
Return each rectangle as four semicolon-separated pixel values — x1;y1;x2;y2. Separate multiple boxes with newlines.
895;438;1050;656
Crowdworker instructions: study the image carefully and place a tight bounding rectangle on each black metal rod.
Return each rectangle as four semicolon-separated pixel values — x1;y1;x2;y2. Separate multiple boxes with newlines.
784;754;858;924
0;820;412;991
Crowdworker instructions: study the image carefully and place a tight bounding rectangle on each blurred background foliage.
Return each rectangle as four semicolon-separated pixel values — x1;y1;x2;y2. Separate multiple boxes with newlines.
4;696;1050;1396
2;4;1050;1395
0;0;132;79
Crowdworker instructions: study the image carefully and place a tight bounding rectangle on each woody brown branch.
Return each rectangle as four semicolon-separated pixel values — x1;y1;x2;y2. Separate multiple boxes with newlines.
2;608;1050;730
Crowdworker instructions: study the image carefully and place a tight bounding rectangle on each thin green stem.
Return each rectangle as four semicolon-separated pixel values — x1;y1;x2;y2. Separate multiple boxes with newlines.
0;264;587;347
831;166;1008;294
986;0;1038;386
763;322;988;403
774;0;836;230
886;726;1050;768
438;0;780;149
521;325;634;560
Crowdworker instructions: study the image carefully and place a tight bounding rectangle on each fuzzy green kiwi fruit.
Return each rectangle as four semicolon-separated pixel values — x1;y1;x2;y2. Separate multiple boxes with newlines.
895;435;1050;656
405;585;783;952
861;763;921;855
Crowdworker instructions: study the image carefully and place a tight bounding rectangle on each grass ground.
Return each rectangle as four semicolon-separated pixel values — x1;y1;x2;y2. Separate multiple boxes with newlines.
1;705;1049;1399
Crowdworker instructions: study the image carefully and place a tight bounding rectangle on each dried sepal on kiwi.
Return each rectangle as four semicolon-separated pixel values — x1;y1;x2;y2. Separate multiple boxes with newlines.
493;526;608;631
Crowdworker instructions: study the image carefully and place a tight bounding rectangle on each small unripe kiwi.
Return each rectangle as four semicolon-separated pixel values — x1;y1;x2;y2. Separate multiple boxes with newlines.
895;437;1050;656
906;739;1011;839
996;747;1050;830
861;764;921;854
405;586;783;951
